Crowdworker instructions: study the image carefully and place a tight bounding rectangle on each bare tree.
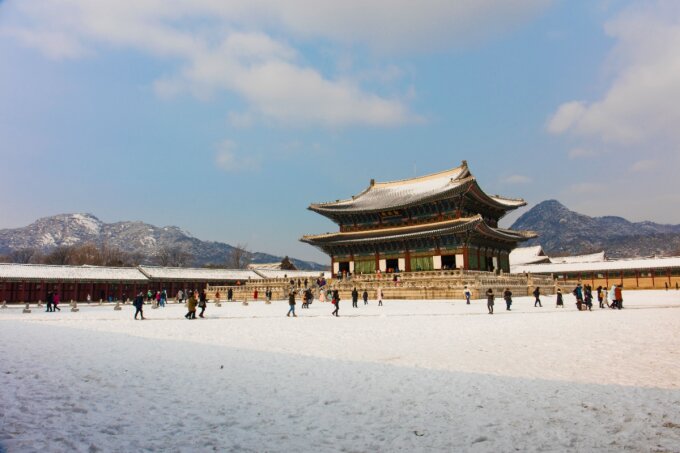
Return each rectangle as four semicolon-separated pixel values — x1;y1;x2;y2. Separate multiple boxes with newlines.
68;243;103;265
156;245;192;267
228;243;251;269
10;248;37;264
100;243;128;266
43;246;75;265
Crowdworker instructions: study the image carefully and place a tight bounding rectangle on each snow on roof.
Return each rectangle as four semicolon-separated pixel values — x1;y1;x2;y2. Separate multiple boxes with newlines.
310;164;470;212
138;266;260;281
247;262;282;270
0;263;148;281
509;246;550;266
549;252;606;264
511;256;680;274
251;269;327;279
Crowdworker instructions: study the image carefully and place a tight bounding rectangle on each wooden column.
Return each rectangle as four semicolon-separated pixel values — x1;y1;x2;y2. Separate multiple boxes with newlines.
21;281;26;302
405;248;411;272
635;271;639;288
605;271;609;287
463;247;469;270
651;270;655;288
375;251;380;272
0;282;5;302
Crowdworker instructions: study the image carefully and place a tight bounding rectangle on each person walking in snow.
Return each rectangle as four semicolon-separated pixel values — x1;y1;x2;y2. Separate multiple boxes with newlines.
602;286;609;308
53;292;61;311
198;290;207;318
614;284;623;309
362;289;368;305
486;288;495;314
46;291;54;312
533;287;542;307
464;286;472;305
133;292;145;320
331;289;340;316
608;284;617;309
287;290;297;317
597;285;604;308
573;283;584;310
556;288;564;308
185;291;197;319
377;287;383;307
584;285;593;311
503;288;512;311
351;287;359;308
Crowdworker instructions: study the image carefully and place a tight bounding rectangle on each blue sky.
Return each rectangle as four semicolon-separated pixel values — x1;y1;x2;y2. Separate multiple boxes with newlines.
1;1;679;264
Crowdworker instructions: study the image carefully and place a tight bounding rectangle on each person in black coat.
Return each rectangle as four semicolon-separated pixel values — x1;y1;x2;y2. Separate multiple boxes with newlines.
486;288;495;314
351;287;359;308
133;292;145;320
556;289;564;308
362;290;368;305
331;289;340;316
533;287;542;307
503;288;512;311
227;288;233;301
46;291;54;312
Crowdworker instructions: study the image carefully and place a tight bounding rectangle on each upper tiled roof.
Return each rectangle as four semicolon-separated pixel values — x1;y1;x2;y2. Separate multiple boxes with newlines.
0;263;148;281
309;161;526;215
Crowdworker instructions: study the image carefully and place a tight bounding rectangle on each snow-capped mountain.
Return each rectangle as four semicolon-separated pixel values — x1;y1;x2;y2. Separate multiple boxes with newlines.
510;200;680;258
0;213;326;270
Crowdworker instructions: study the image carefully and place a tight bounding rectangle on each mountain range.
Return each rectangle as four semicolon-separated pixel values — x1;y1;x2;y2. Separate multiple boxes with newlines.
0;213;327;270
510;200;680;258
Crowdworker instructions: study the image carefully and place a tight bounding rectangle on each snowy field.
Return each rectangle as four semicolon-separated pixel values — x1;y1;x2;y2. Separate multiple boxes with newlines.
1;291;680;452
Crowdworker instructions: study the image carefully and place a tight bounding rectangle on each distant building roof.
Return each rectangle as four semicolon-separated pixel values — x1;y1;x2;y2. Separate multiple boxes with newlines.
251;269;326;279
138;266;260;281
247;262;282;270
0;263;148;282
510;246;550;266
549;252;606;264
511;256;680;274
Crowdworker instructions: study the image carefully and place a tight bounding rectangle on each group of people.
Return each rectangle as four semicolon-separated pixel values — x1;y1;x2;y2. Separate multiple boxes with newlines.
572;283;624;310
484;283;625;314
285;286;384;317
44;291;61;312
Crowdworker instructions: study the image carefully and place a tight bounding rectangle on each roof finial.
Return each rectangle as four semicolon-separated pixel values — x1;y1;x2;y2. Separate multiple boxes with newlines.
461;160;468;167
370;178;375;186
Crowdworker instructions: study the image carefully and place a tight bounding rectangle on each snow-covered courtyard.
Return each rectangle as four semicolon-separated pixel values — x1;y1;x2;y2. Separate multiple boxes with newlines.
2;291;680;452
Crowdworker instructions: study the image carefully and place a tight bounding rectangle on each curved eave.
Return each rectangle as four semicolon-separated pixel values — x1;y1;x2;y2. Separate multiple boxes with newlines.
474;224;537;243
301;216;483;246
300;216;534;249
467;181;526;213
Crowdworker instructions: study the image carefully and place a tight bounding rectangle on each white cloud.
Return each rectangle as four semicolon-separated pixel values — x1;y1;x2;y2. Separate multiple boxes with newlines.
1;0;551;127
629;159;658;173
215;140;260;172
502;174;531;184
567;147;600;159
548;2;680;147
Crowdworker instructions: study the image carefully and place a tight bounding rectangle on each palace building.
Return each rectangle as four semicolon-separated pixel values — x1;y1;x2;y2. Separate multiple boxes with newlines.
301;161;536;275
